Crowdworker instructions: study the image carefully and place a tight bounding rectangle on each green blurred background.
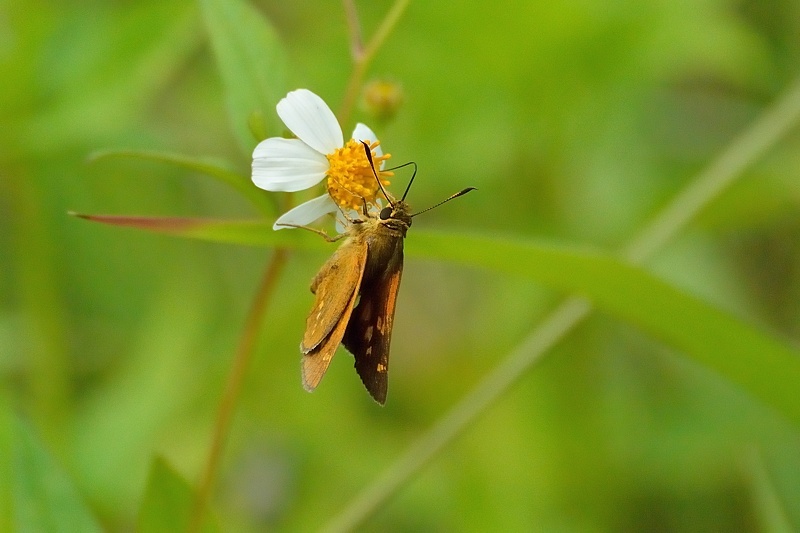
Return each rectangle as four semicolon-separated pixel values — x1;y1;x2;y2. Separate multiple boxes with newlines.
3;0;800;530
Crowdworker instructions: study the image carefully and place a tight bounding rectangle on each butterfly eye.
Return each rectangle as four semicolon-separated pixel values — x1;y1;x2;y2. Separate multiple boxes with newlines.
379;206;392;220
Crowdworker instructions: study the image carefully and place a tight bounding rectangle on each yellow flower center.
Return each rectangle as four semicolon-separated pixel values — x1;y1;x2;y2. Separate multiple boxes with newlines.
326;139;392;211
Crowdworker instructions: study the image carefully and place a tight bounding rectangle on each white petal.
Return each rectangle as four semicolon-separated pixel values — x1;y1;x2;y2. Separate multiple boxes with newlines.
273;194;338;230
352;123;383;160
352;123;378;150
335;216;346;234
252;137;328;192
277;89;343;155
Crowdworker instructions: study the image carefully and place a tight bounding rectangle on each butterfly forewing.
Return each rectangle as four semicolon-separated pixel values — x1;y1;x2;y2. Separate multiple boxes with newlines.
302;280;361;391
300;237;367;392
301;239;367;353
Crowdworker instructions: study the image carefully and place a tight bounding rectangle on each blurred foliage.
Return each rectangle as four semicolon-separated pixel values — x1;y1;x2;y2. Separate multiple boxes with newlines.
2;0;800;531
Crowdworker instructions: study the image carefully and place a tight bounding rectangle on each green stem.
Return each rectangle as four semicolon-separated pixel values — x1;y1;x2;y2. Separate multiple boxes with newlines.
342;0;363;59
7;165;70;453
323;76;800;531
189;249;288;532
323;298;592;533
623;78;800;263
338;0;411;125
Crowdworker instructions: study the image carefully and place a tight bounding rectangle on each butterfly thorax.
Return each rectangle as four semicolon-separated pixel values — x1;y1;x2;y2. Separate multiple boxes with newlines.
347;201;407;280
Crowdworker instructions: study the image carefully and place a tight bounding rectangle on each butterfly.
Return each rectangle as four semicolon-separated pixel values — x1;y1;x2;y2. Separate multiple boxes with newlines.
291;142;474;404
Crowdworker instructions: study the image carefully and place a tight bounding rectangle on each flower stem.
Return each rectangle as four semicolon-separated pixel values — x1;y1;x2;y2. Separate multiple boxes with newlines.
189;248;289;532
342;0;364;59
338;0;411;125
322;75;800;532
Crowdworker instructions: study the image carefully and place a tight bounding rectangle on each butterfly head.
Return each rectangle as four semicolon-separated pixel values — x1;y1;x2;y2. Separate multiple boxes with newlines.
378;200;412;235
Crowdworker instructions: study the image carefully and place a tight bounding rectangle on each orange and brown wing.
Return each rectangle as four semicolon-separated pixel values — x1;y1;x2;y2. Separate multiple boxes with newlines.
300;239;367;392
301;239;366;353
342;249;404;405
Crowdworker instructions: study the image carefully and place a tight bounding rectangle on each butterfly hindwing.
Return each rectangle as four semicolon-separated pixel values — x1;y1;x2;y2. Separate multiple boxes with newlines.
343;238;404;405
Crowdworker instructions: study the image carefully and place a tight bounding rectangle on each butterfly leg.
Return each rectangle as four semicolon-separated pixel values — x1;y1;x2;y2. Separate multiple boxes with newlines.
275;223;345;243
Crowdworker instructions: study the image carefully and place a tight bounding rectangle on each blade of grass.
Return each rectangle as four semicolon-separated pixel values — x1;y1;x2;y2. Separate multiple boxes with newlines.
68;214;322;250
322;296;591;533
744;448;795;533
0;402;102;532
412;231;800;424
199;0;288;152
138;457;220;533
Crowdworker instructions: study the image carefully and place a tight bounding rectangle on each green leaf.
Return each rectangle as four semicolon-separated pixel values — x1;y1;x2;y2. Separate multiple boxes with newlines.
199;0;288;153
137;457;219;533
68;214;323;250
69;214;800;426
88;149;275;215
14;3;201;156
410;231;800;427
0;401;102;532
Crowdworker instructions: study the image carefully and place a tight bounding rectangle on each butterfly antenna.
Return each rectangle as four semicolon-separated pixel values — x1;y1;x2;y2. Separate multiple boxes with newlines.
361;140;394;206
381;160;419;201
410;187;477;218
385;161;418;172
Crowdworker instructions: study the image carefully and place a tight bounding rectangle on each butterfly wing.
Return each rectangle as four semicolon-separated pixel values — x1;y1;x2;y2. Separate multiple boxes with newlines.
301;238;366;353
342;239;404;405
301;239;367;392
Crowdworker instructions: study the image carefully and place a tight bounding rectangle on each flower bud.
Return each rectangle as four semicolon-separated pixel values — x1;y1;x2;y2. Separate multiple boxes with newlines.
361;80;404;122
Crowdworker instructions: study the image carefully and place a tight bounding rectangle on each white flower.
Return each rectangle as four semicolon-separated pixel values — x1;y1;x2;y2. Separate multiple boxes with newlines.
252;89;392;230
